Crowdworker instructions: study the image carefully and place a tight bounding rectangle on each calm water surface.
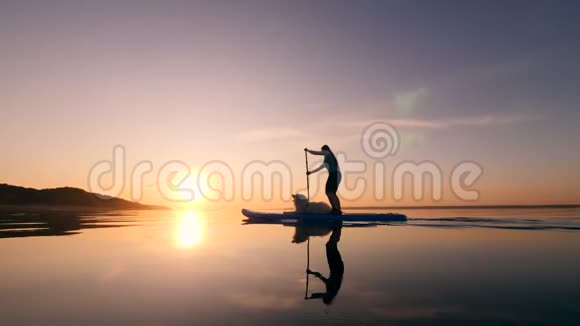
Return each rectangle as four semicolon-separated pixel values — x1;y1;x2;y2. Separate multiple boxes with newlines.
1;207;580;325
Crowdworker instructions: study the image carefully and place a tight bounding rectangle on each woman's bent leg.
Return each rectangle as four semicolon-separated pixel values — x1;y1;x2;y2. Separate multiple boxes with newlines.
333;193;342;212
332;193;342;213
326;172;342;214
327;192;342;214
326;192;336;211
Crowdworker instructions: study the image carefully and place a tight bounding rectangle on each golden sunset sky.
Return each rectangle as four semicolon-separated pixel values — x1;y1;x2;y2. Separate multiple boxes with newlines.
1;2;579;208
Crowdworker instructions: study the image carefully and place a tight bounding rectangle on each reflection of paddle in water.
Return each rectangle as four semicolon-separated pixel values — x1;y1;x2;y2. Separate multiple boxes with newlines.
304;227;344;305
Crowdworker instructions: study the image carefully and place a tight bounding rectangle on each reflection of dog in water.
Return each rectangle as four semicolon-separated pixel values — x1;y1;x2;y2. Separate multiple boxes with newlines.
292;223;333;243
292;194;331;214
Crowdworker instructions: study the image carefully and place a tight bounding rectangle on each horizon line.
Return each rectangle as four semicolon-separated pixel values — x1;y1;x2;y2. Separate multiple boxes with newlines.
343;204;580;210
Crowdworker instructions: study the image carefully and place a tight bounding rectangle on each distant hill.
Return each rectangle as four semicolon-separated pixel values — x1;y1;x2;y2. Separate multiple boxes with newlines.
0;184;169;210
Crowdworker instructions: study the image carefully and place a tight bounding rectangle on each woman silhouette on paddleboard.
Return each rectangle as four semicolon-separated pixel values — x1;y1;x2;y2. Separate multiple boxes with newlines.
305;145;342;215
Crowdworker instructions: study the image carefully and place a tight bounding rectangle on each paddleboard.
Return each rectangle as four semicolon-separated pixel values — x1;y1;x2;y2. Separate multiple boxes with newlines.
241;209;407;222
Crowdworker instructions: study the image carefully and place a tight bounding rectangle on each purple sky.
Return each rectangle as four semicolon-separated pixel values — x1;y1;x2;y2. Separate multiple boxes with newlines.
1;1;579;206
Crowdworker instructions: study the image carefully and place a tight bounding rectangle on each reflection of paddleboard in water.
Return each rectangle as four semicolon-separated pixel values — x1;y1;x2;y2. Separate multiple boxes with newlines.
241;209;407;222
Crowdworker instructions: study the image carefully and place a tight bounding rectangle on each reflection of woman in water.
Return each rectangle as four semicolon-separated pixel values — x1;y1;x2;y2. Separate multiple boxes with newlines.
306;227;344;305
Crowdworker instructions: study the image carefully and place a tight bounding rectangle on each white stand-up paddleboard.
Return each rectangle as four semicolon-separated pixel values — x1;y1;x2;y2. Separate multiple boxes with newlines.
241;209;407;222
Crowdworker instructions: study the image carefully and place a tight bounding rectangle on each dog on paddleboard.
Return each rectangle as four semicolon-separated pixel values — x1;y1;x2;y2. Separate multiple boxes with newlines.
292;194;331;214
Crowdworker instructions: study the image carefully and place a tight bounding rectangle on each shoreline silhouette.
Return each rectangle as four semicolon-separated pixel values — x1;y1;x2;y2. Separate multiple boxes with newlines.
0;184;169;210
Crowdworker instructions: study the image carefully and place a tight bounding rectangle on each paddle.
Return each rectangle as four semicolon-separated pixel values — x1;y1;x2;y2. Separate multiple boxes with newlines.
304;148;310;201
304;238;310;300
303;149;312;299
304;149;311;300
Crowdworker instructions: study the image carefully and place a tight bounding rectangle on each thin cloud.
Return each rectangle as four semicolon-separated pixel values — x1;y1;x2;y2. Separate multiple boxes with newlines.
342;113;541;130
236;113;540;144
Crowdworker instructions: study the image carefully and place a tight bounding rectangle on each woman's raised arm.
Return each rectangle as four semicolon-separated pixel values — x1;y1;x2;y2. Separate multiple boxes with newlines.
305;148;326;156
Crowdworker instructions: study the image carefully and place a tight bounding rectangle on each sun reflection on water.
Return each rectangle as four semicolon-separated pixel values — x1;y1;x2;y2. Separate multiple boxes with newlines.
175;210;205;248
